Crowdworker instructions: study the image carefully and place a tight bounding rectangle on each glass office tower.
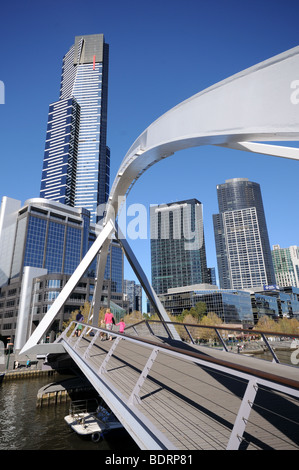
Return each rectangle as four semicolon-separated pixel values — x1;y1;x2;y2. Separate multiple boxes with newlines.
150;199;209;295
40;34;110;223
213;178;276;289
272;244;299;288
9;199;90;280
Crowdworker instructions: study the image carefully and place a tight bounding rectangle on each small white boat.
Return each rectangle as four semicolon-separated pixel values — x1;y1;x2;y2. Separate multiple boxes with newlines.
64;399;123;442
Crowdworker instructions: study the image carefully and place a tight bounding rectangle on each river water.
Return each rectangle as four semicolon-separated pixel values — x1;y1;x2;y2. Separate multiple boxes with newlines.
0;374;138;451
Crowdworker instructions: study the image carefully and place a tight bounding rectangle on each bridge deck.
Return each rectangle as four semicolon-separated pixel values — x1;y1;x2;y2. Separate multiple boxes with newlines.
65;331;299;450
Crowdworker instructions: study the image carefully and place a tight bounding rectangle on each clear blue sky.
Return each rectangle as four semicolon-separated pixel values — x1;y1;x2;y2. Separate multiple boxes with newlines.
0;0;298;299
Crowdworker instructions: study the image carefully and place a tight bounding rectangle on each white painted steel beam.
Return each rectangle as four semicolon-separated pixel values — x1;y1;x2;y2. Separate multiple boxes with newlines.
226;379;258;450
92;46;299;329
106;45;299;226
218;142;299;160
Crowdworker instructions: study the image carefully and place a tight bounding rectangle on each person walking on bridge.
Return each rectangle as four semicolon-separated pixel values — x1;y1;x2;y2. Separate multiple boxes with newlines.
116;318;126;334
104;308;114;341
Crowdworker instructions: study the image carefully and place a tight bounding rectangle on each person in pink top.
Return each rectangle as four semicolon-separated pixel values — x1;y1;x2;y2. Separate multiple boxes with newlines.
116;318;126;334
104;308;114;341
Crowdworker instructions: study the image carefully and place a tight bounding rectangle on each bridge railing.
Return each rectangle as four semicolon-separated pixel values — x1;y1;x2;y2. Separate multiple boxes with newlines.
124;320;299;367
57;319;299;450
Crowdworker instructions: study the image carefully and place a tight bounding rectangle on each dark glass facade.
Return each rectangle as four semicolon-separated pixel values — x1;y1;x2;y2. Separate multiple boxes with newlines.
158;288;254;325
40;98;80;206
40;34;110;223
104;240;123;293
10;200;90;279
151;199;209;295
251;293;279;322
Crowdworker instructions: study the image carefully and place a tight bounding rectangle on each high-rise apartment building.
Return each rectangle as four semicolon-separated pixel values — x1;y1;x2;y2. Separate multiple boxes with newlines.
272;244;299;288
150;199;209;295
40;34;110;223
213;178;276;289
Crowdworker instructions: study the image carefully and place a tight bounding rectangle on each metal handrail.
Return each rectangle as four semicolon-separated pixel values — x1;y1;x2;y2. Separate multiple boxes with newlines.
58;319;299;450
127;319;299;338
58;320;299;390
124;319;299;365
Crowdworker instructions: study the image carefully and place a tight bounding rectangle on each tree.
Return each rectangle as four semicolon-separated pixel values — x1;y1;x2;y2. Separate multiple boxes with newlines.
254;315;299;336
276;317;299;335
198;312;223;343
178;302;207;322
181;314;198;341
254;315;277;333
190;302;207;321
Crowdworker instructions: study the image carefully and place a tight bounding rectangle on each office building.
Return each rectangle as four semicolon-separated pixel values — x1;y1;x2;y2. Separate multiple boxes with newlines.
207;267;217;286
0;197;21;287
272;244;299;288
4;198;90;282
0;197;125;344
158;284;299;325
40;34;110;223
248;285;299;321
104;239;125;306
150;199;209;295
213;178;276;289
124;280;142;313
158;284;254;326
250;292;280;322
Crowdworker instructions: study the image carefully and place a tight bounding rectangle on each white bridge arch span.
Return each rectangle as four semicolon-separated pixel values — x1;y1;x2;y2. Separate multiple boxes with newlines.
21;45;299;355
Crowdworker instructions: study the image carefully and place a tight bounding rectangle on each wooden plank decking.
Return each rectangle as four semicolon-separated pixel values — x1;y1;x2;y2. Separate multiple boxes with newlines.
64;331;299;450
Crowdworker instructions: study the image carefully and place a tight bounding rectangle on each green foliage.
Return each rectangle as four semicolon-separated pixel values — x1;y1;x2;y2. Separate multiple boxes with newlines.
254;315;299;335
178;302;207;322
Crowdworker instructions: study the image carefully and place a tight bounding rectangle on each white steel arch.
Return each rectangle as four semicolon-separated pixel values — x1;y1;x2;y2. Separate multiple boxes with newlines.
21;45;299;355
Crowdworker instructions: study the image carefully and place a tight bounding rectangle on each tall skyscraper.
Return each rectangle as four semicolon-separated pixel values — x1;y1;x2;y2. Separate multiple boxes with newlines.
150;199;209;295
0;35;126;347
40;34;110;223
124;280;142;313
213;178;276;289
272;244;299;288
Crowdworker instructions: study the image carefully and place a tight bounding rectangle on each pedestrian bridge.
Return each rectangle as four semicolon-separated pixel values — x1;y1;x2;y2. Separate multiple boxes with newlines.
51;320;299;450
19;45;299;450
